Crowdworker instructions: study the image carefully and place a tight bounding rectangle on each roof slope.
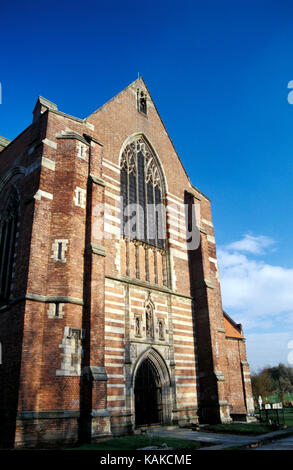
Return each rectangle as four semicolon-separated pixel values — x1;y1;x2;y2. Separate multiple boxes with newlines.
86;76;209;200
223;311;244;339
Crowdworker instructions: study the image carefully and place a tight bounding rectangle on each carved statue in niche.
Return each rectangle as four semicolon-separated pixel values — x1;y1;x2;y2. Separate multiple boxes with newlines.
137;89;147;114
158;319;164;340
146;303;154;339
135;315;141;337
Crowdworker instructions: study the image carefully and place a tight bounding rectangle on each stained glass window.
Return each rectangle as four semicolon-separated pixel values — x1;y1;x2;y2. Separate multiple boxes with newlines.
120;137;165;248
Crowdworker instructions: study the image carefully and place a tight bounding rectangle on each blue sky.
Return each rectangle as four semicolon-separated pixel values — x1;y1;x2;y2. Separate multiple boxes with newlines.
1;0;293;371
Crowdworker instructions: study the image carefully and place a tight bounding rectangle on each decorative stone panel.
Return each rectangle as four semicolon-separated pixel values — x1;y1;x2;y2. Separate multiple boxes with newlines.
56;326;84;376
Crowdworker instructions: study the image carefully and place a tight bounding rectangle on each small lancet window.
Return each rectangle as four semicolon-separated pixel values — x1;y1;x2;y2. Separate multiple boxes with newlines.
57;242;63;261
55;303;60;317
52;239;68;263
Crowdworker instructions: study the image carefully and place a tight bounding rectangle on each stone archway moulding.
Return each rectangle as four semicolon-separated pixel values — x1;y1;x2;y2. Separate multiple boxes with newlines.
132;346;171;388
0;166;26;195
132;346;173;426
118;133;169;194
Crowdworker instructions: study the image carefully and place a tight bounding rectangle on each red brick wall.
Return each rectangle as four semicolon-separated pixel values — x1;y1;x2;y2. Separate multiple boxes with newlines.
0;79;254;447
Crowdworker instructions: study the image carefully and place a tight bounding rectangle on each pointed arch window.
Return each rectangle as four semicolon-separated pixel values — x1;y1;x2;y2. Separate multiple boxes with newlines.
0;190;19;302
120;137;165;248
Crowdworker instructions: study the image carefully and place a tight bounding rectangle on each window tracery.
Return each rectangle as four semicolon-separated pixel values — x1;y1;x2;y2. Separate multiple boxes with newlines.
120;137;165;249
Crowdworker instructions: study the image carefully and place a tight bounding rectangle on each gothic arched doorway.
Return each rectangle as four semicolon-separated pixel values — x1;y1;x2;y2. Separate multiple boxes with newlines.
133;348;172;428
134;358;162;426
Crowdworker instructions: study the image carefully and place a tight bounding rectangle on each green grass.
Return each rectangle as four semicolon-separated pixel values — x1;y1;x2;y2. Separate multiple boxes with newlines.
283;409;293;426
254;407;293;427
207;410;293;436
69;435;202;451
266;394;293;403
206;423;275;436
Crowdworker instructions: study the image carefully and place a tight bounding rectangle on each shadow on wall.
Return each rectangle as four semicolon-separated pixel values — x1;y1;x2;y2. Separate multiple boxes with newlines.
0;184;39;448
184;191;219;424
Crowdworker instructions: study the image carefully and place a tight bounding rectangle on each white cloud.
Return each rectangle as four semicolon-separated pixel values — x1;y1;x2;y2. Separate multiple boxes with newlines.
217;233;293;369
225;234;275;255
246;332;293;373
218;237;293;319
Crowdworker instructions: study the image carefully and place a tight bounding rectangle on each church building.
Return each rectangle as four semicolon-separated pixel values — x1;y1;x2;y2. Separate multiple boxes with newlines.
0;78;254;448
